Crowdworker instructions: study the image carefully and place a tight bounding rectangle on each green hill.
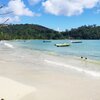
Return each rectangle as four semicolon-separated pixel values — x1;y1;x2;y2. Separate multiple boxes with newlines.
0;24;63;40
0;24;100;40
62;25;100;39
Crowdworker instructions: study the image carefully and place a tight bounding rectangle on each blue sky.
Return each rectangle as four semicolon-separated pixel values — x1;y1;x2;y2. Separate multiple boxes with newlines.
0;0;100;31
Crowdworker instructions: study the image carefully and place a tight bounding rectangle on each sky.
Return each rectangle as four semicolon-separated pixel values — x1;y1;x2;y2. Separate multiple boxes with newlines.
0;0;100;31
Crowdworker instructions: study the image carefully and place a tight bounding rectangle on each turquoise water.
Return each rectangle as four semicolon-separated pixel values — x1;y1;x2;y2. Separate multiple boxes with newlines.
11;40;100;61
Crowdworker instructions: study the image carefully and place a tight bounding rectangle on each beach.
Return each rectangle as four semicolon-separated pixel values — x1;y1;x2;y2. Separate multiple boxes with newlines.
0;41;100;100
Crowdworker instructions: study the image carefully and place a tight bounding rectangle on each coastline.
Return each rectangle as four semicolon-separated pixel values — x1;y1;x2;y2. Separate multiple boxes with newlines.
0;41;100;100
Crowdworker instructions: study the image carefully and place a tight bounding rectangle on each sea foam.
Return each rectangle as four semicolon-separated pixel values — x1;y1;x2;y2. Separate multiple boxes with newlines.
44;59;100;78
4;43;14;48
0;41;14;48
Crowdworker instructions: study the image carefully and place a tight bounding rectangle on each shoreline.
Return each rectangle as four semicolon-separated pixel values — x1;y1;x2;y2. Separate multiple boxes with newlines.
2;40;100;62
0;42;100;100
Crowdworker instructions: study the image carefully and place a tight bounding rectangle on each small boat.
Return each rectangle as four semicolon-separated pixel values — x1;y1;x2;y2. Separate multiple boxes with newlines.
55;43;70;47
71;40;82;43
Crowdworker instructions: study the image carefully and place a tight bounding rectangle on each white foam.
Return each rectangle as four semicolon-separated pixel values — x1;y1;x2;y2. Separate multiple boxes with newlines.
0;41;4;44
4;42;14;48
44;59;100;78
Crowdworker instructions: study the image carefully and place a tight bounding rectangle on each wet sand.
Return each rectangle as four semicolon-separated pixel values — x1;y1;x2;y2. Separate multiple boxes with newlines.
0;48;100;100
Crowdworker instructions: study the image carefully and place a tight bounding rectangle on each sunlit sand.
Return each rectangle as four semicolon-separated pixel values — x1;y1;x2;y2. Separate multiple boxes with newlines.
0;42;100;100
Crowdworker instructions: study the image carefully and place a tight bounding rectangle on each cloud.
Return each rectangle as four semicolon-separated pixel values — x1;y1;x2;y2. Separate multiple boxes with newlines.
42;0;100;16
6;0;34;16
0;16;20;23
0;0;40;17
0;0;41;24
28;0;42;5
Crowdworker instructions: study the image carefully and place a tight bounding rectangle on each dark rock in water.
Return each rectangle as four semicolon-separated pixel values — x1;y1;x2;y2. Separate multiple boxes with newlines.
43;40;51;43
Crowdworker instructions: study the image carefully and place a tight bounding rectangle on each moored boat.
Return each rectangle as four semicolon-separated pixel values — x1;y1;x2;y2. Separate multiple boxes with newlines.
55;43;70;47
71;40;82;43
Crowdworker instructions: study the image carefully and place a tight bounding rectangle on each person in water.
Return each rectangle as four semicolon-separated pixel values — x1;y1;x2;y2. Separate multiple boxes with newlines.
81;56;87;60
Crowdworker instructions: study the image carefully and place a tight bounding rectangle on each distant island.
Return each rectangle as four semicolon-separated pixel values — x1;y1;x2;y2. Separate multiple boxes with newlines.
0;24;100;40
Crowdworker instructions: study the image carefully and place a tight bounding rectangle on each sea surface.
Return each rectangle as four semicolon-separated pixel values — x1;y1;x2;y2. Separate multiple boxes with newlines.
9;39;100;61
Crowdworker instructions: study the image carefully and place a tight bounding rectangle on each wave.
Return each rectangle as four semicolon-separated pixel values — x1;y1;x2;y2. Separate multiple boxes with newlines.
4;43;14;48
44;59;100;78
0;41;14;48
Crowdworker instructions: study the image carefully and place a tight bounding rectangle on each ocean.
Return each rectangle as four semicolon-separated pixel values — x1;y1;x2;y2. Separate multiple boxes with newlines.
9;40;100;61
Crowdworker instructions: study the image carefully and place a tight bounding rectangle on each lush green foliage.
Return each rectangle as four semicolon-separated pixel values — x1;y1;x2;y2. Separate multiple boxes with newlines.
0;24;63;40
0;24;100;40
62;25;100;39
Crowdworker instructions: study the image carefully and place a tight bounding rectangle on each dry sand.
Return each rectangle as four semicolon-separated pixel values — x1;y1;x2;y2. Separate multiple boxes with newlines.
0;50;100;100
0;76;36;100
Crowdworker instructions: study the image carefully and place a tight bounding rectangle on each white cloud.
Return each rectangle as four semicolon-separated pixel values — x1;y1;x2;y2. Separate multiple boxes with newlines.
0;0;40;17
28;0;41;5
42;0;100;16
9;16;20;22
0;16;20;23
6;0;33;16
0;0;41;24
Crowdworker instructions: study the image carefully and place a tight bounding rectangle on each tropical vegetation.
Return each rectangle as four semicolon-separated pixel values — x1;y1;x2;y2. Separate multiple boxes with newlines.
0;24;100;40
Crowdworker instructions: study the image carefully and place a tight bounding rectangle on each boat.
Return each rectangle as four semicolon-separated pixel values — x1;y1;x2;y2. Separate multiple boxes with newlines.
55;43;70;47
71;40;82;43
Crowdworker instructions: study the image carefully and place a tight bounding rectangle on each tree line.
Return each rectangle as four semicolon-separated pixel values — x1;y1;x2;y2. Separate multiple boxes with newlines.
0;24;100;40
62;25;100;39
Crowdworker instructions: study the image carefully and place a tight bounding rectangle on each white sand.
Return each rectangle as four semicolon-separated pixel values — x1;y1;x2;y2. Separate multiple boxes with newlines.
0;48;100;100
44;59;100;77
0;76;36;100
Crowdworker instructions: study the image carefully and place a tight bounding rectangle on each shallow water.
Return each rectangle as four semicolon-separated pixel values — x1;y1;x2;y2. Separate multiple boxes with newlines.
9;40;100;61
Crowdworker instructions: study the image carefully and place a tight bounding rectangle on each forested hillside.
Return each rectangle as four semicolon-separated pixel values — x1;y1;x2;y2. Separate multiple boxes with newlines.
62;25;100;39
0;24;62;40
0;24;100;40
